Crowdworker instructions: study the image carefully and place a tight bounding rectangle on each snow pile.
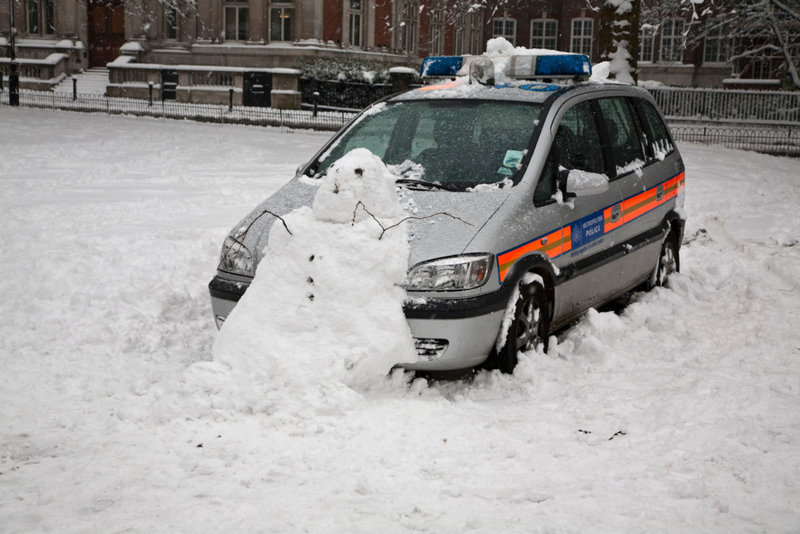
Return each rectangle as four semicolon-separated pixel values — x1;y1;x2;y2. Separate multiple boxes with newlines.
180;148;416;419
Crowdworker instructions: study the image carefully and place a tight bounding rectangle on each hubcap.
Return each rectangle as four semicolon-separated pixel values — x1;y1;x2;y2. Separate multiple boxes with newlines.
515;296;541;352
658;244;676;286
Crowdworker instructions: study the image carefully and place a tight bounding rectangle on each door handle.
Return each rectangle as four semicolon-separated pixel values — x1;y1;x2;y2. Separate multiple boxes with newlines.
611;204;621;222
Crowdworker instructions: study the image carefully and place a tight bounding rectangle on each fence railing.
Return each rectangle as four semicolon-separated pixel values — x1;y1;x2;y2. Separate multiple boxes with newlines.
648;87;800;124
0;89;355;132
2;86;798;156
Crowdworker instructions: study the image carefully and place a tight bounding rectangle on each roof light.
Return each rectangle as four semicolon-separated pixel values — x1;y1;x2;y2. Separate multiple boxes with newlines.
420;56;464;78
420;53;592;81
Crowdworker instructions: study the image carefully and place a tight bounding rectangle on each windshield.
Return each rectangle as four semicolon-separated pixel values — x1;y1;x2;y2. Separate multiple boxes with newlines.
312;100;543;191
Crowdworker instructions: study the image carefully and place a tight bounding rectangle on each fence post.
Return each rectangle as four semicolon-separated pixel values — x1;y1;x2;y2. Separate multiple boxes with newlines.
229;88;233;111
148;81;153;106
0;72;3;91
72;76;77;101
313;91;319;117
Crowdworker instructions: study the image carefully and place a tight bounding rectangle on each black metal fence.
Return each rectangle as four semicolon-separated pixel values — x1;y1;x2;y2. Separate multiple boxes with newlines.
2;86;799;156
668;121;799;157
0;89;355;132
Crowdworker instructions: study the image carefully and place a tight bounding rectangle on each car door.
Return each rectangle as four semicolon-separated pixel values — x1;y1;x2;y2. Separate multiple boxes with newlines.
542;97;627;324
598;96;684;291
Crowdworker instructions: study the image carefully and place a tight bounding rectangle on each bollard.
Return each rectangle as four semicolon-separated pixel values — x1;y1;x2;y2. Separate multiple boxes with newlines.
9;61;19;106
229;88;233;111
148;81;153;106
72;76;77;101
313;91;319;117
0;72;3;92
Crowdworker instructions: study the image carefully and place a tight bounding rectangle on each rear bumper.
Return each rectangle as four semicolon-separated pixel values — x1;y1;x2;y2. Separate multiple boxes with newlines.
208;274;511;371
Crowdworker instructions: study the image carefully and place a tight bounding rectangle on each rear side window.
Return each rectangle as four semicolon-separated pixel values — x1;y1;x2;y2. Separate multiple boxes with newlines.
639;100;675;160
597;97;645;176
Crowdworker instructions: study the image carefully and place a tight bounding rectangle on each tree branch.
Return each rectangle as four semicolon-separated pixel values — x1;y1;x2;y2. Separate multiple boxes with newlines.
352;201;472;240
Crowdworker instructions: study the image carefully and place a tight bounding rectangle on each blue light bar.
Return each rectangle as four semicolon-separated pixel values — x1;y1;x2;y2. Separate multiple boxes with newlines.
535;54;592;78
420;56;464;77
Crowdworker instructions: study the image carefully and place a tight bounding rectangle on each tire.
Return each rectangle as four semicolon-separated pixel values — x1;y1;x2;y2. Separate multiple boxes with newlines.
647;232;679;290
494;281;550;374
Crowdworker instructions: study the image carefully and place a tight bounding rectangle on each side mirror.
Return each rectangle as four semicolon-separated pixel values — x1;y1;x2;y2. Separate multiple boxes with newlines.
560;168;609;197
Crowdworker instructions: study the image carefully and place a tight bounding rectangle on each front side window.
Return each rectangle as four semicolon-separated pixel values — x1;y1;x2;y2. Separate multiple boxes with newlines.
314;101;543;191
27;0;55;35
703;22;731;64
571;18;593;55
531;19;557;49
493;18;516;45
270;6;294;41
535;100;605;204
661;18;684;63
597;98;645;175
225;0;249;41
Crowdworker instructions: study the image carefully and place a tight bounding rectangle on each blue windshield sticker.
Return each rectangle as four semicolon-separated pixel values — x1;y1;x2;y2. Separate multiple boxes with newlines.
503;150;524;168
520;83;559;92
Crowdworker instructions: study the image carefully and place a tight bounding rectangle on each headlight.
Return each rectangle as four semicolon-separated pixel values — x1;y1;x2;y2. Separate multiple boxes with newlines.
220;235;255;277
404;254;492;291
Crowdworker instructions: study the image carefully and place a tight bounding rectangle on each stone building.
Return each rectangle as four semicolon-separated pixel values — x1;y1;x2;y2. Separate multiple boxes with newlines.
1;0;795;96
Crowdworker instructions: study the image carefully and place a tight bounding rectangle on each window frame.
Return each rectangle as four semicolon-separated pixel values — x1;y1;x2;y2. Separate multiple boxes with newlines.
225;0;250;42
269;4;294;42
429;6;444;56
164;2;179;41
346;0;362;47
398;1;419;54
660;18;684;63
570;18;593;56
492;17;516;46
26;0;55;36
639;25;654;63
530;18;557;50
703;22;731;66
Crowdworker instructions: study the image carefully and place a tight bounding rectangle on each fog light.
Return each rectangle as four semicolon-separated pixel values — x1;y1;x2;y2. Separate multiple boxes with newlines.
414;338;449;361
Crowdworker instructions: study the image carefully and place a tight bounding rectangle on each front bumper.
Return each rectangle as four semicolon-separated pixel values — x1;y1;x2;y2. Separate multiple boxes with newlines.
208;274;512;371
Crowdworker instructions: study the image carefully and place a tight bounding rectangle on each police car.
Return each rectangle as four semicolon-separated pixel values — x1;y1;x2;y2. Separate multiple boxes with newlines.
208;51;685;374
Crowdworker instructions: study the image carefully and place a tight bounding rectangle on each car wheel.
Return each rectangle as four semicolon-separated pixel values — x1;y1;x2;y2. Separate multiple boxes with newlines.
495;281;550;374
648;232;679;290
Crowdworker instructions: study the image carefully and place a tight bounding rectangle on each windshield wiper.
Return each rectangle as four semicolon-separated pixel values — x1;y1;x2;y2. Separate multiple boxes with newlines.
395;178;455;191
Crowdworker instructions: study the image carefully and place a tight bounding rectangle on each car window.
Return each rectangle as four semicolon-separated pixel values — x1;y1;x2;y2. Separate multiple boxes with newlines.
597;97;645;176
315;100;543;191
535;100;605;204
639;99;675;160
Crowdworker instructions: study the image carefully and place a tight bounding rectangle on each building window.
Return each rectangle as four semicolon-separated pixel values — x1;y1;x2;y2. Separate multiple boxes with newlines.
270;6;294;42
27;0;55;35
660;18;684;63
399;1;418;54
164;3;178;40
346;0;361;47
530;19;557;50
493;17;516;46
703;23;731;64
639;25;654;62
429;7;443;56
752;57;771;79
453;10;482;55
225;0;249;41
571;18;592;55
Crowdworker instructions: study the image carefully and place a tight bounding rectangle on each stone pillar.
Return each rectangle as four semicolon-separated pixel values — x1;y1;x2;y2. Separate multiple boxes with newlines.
270;69;302;109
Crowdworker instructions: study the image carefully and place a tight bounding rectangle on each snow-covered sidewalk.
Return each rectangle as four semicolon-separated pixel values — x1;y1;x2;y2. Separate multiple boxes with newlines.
1;108;798;533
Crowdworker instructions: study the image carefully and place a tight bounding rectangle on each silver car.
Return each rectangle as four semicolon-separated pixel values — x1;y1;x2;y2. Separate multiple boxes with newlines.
209;55;685;375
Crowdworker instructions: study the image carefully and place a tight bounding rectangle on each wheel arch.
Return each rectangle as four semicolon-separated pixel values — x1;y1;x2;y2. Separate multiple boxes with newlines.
499;252;557;322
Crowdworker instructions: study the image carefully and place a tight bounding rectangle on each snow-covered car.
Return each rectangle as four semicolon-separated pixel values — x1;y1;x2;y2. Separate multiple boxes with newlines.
209;50;685;375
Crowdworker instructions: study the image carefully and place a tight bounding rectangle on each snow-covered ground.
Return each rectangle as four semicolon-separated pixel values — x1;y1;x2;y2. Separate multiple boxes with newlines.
1;107;798;533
